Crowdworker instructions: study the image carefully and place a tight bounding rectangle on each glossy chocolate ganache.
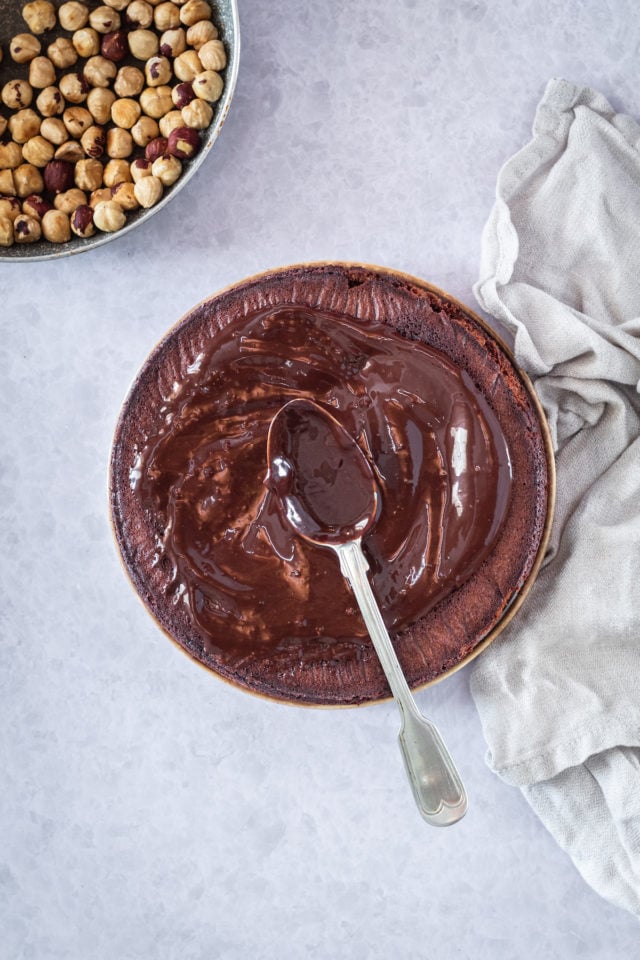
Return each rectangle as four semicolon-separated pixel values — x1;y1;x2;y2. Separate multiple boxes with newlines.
132;305;512;659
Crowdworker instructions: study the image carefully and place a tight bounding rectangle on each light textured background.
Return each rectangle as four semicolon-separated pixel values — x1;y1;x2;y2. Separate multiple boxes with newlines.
1;1;639;957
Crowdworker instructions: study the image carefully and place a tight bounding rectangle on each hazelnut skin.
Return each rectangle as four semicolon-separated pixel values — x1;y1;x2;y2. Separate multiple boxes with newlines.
186;21;217;50
171;81;195;109
40;118;69;145
126;1;153;28
75;158;104;191
22;136;55;167
144;136;168;162
111;181;139;210
179;0;212;27
54;187;87;212
8;108;42;144
10;33;41;64
48;38;78;69
87;88;116;124
22;1;57;35
2;79;33;110
0;142;24;170
193;71;223;103
59;73;90;104
130;157;152;182
42;209;71;243
29;57;57;90
131;115;159;147
133;174;162;208
14;163;45;197
72;28;100;58
58;2;89;31
128;29;159;60
181;98;212;130
198;40;226;72
103;158;132;187
101;31;128;62
70;204;95;237
93;199;126;231
89;6;121;33
106;127;134;158
81;125;106;158
145;56;172;87
14;213;42;243
36;86;65;118
111;98;142;129
0;217;14;247
167;125;199;159
152;154;181;186
22;194;53;219
160;28;186;58
44;159;75;193
0;197;22;220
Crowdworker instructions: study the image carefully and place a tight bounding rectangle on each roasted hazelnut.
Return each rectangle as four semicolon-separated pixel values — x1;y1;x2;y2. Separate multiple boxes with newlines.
144;136;167;161
41;208;71;242
70;203;95;237
14;163;44;197
0;171;17;196
36;86;65;118
22;193;53;219
10;33;41;64
145;56;172;87
89;6;121;33
131;115;159;146
0;216;14;247
87;87;116;124
93;199;126;231
84;56;117;88
171;81;195;108
106;127;133;158
22;135;55;167
158;109;184;137
186;20;217;49
54;187;87;212
63;106;93;137
111;180;139;209
22;1;57;35
14;213;42;243
159;27;186;58
173;50;202;82
54;140;84;162
8;108;41;144
89;186;112;207
29;56;56;89
103;0;128;9
75;158;104;191
40;117;69;145
114;66;145;98
152;153;181;186
167;125;199;159
181;97;211;129
72;28;100;58
0;117;6;139
44;158;75;193
2;79;33;110
103;158;131;186
0;197;22;220
80;125;106;158
58;1;89;31
59;73;89;104
133;173;162;208
0;142;24;170
154;2;180;30
126;0;153;27
128;29;158;60
101;31;128;62
180;0;211;26
139;85;172;118
193;70;223;102
111;97;141;128
130;156;152;181
47;38;78;69
198;39;226;72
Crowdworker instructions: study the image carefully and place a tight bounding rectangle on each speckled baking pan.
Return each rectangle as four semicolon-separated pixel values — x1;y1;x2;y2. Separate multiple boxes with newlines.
0;0;239;261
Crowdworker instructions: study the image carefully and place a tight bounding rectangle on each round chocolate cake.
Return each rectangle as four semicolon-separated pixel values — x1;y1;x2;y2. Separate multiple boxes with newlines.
110;263;553;705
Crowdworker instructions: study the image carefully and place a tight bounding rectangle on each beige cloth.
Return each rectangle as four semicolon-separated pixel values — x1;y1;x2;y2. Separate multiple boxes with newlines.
471;78;640;916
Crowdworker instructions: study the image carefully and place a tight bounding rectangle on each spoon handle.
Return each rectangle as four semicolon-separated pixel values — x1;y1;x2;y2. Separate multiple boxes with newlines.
335;540;468;826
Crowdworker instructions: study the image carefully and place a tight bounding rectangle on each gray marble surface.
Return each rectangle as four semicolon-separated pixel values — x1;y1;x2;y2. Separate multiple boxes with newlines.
1;1;639;957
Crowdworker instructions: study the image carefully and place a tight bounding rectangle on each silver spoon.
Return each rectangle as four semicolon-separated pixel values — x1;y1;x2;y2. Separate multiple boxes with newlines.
266;398;468;826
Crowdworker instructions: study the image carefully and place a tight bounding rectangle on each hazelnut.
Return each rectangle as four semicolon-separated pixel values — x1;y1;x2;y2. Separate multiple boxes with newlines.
171;81;195;108
131;115;159;146
0;171;17;196
84;56;117;88
0;197;22;220
158;109;184;137
72;28;100;58
114;66;145;98
198;39;226;72
47;38;78;70
111;180;139;209
14;213;42;243
70;204;95;237
8;108;41;144
22;194;53;219
111;98;142;128
145;56;172;87
89;6;121;33
36;86;65;118
167;125;199;159
0;142;24;170
106;127;133;158
22;135;55;167
181;98;212;130
186;20;217;49
63;106;93;138
103;158;131;186
59;73;89;104
54;140;84;162
10;33;41;64
14;163;45;197
54;187;87;212
144;136;167;161
41;209;71;242
101;31;128;62
87;87;116;124
152;153;181;185
58;2;89;31
154;2;180;31
0;117;6;139
93;199;126;231
89;187;112;207
80;125;106;158
180;0;211;26
126;0;153;28
173;50;202;82
128;29;159;60
22;1;57;35
2;79;33;110
133;174;162;208
29;56;56;89
0;217;14;247
40;117;69;145
139;85;172;118
44;159;75;193
75;158;104;191
130;156;152;181
159;28;186;58
193;70;223;103
103;0;128;9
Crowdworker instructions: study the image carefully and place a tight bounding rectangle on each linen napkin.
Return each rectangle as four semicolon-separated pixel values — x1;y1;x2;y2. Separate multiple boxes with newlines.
470;78;640;916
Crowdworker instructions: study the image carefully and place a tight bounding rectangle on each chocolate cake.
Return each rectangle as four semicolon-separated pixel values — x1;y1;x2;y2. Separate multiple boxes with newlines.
110;263;553;705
